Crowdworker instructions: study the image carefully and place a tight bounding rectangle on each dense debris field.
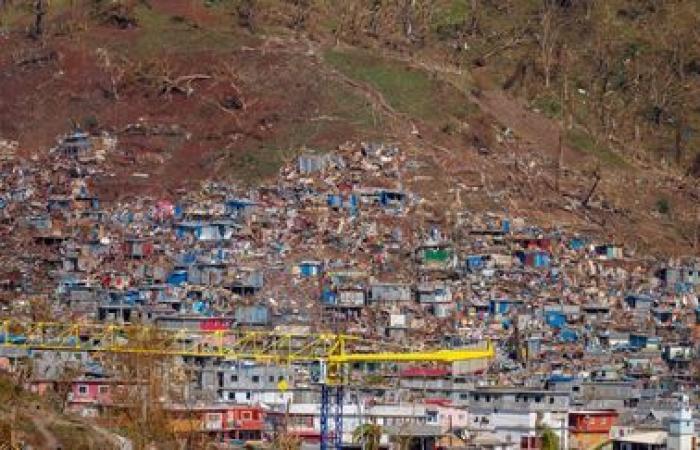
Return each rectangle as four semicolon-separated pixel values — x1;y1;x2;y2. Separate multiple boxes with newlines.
0;1;699;450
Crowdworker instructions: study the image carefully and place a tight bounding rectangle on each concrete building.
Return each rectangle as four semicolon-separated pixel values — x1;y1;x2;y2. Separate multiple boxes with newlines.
467;387;570;449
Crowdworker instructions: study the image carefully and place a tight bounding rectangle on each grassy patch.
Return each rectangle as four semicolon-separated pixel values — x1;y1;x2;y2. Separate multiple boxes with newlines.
324;48;472;125
226;145;288;183
325;80;384;130
566;129;628;168
225;74;386;183
123;4;250;57
531;94;561;119
432;0;470;29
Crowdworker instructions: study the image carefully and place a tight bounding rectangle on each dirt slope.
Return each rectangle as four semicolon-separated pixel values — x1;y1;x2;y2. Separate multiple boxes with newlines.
0;1;697;255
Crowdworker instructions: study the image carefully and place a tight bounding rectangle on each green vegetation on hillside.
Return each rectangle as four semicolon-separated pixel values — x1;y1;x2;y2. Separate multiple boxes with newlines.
325;48;474;125
4;0;697;174
566;129;628;168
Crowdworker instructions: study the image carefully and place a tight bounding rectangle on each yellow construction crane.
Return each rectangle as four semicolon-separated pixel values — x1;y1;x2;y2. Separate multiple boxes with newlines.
0;321;494;449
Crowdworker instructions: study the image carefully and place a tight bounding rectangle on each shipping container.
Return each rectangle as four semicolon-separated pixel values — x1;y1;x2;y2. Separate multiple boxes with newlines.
235;305;269;326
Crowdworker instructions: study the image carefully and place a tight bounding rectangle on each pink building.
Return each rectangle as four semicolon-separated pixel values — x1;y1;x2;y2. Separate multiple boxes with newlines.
425;403;470;432
67;379;133;417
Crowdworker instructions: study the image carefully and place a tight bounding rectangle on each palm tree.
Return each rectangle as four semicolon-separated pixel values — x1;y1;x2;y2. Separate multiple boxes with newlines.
539;425;559;450
353;423;382;450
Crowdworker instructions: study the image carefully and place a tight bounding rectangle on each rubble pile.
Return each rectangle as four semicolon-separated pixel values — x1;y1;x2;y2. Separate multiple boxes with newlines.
0;129;699;449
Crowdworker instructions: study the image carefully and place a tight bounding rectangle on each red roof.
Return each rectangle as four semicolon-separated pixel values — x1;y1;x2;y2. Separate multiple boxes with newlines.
399;367;450;377
424;398;452;406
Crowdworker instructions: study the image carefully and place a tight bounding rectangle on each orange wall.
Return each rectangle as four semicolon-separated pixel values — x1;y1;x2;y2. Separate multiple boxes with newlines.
570;432;609;450
570;413;618;433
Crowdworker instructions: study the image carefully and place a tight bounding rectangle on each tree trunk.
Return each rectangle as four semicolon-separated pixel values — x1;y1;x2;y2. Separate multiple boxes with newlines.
469;0;479;36
402;0;415;39
33;0;46;38
674;114;684;164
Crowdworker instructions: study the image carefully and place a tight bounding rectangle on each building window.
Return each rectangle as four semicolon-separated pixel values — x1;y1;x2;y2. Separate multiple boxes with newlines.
269;376;275;383
98;385;109;394
252;375;260;383
230;374;238;382
278;376;285;382
78;385;88;395
228;392;235;401
549;397;555;404
241;411;252;420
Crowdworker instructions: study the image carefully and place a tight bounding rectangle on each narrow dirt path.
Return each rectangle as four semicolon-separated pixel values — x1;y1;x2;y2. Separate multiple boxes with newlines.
30;415;61;450
91;424;134;450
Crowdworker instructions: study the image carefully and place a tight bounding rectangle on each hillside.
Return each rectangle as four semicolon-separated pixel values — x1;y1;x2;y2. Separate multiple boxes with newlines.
0;0;698;255
0;374;121;449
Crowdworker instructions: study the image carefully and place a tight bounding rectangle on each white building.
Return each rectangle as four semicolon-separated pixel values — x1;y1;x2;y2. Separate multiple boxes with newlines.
668;394;694;450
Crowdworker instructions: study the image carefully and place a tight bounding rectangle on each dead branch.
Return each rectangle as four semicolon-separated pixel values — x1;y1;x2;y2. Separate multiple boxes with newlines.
582;169;601;208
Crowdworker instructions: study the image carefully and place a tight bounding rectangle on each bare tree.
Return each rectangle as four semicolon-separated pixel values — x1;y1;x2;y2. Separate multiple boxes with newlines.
538;0;559;88
31;0;47;38
52;363;82;414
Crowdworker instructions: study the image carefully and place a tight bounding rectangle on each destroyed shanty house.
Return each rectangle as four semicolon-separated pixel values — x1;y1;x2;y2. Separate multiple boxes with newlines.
1;132;699;450
53;129;93;160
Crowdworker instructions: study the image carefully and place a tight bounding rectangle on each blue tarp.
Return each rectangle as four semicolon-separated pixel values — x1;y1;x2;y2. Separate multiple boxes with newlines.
568;238;585;250
379;191;405;208
167;270;188;286
501;219;510;233
0;334;27;344
547;374;574;383
489;299;513;315
347;194;359;216
327;194;343;208
466;255;485;271
545;311;567;328
559;328;578;343
299;262;321;277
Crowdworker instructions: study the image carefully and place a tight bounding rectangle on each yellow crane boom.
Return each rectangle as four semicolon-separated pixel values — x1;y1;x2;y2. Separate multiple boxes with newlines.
1;320;494;448
0;320;494;365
